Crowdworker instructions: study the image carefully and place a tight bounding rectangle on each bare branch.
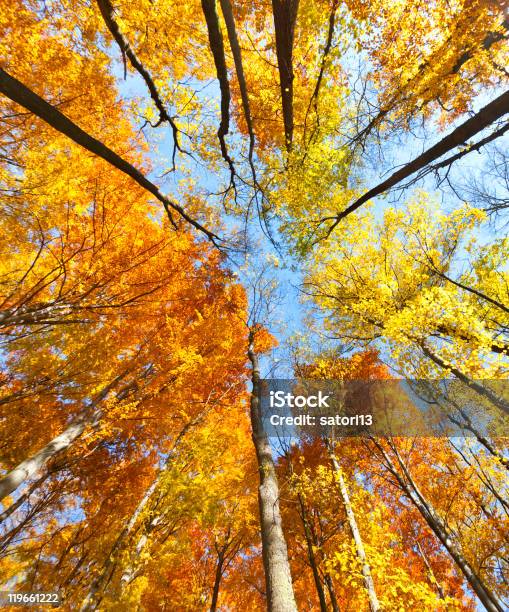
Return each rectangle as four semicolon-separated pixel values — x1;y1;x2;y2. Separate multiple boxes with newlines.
321;89;509;236
95;0;185;169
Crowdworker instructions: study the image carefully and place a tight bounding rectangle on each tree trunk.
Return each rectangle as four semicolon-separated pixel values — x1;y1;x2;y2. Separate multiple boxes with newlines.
200;0;232;168
323;572;340;612
352;18;509;148
209;549;225;612
297;493;328;612
248;331;298;612
271;0;299;149
0;369;130;502
118;514;163;588
420;343;509;416
326;439;380;612
219;0;255;155
309;505;340;612
374;439;505;612
441;396;509;470
0;422;86;504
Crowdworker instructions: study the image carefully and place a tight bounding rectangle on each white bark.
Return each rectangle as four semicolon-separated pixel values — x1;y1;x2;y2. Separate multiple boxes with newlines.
0;422;86;502
327;439;380;612
0;370;130;503
80;409;210;610
375;439;505;612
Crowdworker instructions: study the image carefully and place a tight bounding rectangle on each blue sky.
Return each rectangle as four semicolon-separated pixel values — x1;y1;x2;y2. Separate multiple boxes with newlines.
109;40;508;386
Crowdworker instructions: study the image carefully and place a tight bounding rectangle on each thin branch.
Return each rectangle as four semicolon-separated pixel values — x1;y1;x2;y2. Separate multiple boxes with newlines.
350;18;509;149
321;89;509;236
95;0;185;169
401;121;509;189
302;0;339;146
0;67;221;245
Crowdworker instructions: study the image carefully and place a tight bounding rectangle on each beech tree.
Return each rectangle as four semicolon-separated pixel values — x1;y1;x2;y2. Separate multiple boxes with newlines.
1;0;508;610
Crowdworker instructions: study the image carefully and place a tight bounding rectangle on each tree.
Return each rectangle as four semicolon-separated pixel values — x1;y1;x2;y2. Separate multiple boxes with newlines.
2;1;509;609
248;325;298;612
345;0;508;141
305;195;509;383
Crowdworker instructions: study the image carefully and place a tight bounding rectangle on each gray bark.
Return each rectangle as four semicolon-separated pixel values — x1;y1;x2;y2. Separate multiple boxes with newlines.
248;331;297;612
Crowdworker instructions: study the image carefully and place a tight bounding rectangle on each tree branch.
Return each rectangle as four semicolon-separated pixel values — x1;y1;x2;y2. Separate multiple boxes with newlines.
303;0;339;146
350;18;509;149
322;89;509;235
0;67;221;245
95;0;184;169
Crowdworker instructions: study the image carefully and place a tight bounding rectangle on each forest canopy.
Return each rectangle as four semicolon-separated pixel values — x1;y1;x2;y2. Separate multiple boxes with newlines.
0;0;508;610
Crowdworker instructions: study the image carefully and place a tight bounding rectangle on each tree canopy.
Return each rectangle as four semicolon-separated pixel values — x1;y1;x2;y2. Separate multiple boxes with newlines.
0;0;508;610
